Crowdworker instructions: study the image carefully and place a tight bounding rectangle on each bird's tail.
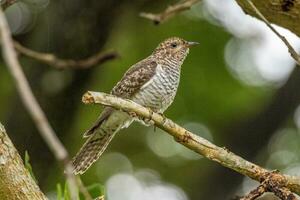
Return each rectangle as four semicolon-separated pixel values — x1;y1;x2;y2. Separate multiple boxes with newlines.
72;130;116;175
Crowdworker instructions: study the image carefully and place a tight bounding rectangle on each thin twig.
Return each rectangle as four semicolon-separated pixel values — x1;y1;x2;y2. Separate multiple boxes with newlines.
0;7;79;200
244;0;300;65
240;184;266;200
140;0;201;24
76;177;93;200
82;91;300;196
13;41;118;70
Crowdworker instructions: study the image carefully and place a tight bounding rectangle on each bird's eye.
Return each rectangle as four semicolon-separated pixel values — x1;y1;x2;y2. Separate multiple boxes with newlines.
171;42;177;48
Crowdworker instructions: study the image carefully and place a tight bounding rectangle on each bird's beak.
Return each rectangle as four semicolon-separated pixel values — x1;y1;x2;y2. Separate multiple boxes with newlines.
186;41;199;47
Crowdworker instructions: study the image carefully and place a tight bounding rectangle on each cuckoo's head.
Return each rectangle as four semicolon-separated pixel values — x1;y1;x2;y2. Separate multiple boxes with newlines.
153;37;199;63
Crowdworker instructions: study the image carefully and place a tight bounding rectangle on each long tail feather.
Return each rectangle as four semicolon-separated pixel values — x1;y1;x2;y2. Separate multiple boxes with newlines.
72;110;132;174
72;130;115;175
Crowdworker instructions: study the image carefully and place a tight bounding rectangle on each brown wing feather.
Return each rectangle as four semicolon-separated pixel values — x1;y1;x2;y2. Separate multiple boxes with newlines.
84;58;157;137
111;58;157;97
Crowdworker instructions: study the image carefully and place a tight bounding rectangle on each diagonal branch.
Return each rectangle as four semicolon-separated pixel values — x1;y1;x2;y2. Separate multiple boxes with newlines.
0;7;81;200
13;41;118;70
82;91;300;196
140;0;201;24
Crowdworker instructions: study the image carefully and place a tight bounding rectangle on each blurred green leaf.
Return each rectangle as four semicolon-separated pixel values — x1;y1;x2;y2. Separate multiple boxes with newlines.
56;183;63;200
64;182;71;200
57;182;81;200
24;151;38;183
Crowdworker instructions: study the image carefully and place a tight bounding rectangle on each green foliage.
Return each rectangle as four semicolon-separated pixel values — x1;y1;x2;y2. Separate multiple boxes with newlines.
56;183;63;200
79;183;105;199
24;151;38;184
55;182;72;200
63;182;71;200
56;182;104;200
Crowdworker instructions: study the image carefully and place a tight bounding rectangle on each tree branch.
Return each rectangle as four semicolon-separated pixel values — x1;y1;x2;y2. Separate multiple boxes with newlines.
13;41;119;70
0;123;47;200
82;91;300;196
0;7;80;200
140;0;201;24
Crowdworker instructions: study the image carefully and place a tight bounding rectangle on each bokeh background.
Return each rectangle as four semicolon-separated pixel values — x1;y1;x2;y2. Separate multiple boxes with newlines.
1;0;300;199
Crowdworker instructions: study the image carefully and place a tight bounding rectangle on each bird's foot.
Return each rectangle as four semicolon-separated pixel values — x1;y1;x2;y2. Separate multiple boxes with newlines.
144;107;155;126
128;111;138;118
157;112;167;126
134;107;155;127
151;111;167;132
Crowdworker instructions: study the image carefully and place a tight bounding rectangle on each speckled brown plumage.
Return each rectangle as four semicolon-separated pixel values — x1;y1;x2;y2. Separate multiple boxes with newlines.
72;37;198;174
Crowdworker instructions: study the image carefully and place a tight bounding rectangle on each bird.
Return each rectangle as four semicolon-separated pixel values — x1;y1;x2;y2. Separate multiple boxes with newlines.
72;37;199;174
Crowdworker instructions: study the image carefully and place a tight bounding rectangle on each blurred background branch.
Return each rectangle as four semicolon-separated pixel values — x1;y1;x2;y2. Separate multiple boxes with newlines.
0;0;17;10
14;41;119;70
4;0;118;71
82;91;300;197
0;123;46;200
140;0;200;24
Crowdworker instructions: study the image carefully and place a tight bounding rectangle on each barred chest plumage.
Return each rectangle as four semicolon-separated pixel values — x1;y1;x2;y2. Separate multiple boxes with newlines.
132;61;181;113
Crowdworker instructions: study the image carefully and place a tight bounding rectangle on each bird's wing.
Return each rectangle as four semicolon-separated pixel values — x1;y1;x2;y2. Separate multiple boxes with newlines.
111;58;158;98
83;58;158;137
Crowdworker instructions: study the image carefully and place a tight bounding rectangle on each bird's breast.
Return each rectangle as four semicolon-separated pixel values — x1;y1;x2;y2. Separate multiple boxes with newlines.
132;64;180;112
